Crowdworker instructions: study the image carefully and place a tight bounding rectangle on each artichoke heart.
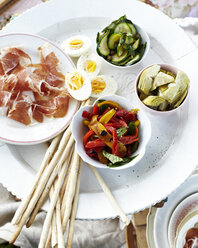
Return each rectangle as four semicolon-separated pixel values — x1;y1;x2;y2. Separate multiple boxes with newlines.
138;65;160;95
152;72;174;91
174;89;188;108
161;83;185;104
175;70;190;88
143;96;167;110
158;84;169;95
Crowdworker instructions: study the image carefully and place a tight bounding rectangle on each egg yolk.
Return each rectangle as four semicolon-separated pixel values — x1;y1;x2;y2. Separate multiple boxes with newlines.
85;60;96;73
68;72;84;90
91;77;106;93
69;39;84;50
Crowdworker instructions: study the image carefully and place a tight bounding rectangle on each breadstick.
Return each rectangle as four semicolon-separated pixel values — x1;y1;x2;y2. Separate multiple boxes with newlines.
49;185;58;248
88;164;130;226
62;150;80;232
56;197;65;248
10;134;74;244
12;134;61;225
38;143;74;248
66;161;82;248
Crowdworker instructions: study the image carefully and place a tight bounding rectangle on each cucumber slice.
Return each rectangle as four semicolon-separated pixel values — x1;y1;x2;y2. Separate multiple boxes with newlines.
116;55;131;66
117;44;125;57
117;34;126;56
125;34;134;44
97;31;110;56
111;50;128;64
96;32;104;43
132;38;140;50
114;23;132;34
103;22;116;33
128;23;137;35
108;33;121;50
125;54;141;65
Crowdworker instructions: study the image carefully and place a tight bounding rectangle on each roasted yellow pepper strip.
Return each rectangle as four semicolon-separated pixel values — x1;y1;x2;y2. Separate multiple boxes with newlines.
97;100;121;109
89;116;126;157
82;120;90;126
99;109;116;124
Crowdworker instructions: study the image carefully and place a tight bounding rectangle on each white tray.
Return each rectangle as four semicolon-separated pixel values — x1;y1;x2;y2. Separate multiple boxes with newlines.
0;0;198;220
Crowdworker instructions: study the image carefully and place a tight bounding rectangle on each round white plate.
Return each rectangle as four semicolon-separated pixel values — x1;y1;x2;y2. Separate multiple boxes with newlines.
0;0;198;220
147;173;198;248
0;33;79;145
168;192;198;247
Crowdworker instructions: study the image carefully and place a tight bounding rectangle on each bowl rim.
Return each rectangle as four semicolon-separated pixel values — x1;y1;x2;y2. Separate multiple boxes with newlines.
71;94;151;170
134;63;189;115
96;23;150;68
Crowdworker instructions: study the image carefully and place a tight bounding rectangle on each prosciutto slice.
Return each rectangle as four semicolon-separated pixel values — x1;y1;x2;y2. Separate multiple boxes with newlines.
32;92;70;122
183;228;198;248
1;47;31;74
7;95;32;125
0;45;70;125
0;91;11;107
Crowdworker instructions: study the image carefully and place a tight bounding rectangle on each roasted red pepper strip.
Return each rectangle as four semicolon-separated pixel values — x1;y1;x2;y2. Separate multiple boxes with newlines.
115;109;137;122
85;139;106;148
104;123;117;128
105;125;118;156
85;148;98;159
111;117;128;128
118;136;139;145
118;127;138;145
89;115;126;157
83;130;95;146
93;105;99;115
82;110;93;120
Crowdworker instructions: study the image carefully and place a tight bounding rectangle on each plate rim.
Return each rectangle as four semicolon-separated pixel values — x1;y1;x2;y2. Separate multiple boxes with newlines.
146;173;198;248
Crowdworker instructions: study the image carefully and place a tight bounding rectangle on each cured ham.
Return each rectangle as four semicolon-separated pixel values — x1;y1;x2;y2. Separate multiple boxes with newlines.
7;95;32;125
0;91;11;107
0;45;70;125
183;228;198;248
1;47;31;74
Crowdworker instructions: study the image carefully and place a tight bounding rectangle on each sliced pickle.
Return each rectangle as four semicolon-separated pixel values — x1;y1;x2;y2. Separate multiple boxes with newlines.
152;72;174;91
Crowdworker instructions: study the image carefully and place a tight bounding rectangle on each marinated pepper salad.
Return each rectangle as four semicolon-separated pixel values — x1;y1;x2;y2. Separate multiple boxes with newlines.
82;100;139;167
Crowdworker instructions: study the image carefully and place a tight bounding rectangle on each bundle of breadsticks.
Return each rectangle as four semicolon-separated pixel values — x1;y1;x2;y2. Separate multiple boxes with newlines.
9;99;130;248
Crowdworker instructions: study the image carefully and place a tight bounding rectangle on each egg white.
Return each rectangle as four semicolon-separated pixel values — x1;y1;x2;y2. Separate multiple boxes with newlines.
66;71;91;101
61;35;91;57
77;53;101;77
90;75;118;98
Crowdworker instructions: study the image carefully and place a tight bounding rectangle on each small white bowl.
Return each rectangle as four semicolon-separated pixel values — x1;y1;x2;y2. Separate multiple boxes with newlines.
97;24;150;68
135;64;189;116
71;95;151;170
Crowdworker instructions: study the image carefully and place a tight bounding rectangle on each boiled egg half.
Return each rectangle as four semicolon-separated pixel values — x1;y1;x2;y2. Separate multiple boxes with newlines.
66;71;91;101
77;53;101;77
90;75;118;98
61;35;91;57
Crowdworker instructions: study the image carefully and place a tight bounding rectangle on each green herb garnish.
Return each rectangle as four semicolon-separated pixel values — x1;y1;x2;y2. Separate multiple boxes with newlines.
128;122;136;135
116;127;127;137
102;150;123;164
98;104;109;115
107;155;139;167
